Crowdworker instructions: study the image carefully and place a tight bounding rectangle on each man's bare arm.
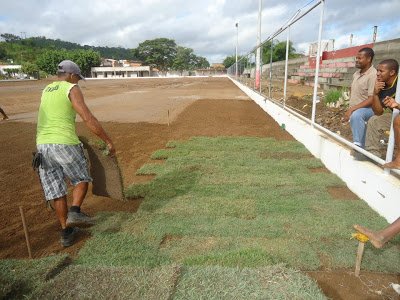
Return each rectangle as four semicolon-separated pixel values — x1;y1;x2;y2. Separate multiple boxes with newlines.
69;86;115;155
371;80;385;115
371;94;384;115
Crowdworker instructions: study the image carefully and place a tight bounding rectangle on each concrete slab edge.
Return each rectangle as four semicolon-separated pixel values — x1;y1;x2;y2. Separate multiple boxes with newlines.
230;77;400;223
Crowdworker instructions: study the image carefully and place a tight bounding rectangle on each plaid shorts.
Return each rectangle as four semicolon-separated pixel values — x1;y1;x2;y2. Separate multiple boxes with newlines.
37;144;92;201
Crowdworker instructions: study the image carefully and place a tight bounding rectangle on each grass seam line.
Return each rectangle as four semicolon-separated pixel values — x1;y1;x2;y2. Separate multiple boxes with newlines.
44;256;72;281
167;264;184;300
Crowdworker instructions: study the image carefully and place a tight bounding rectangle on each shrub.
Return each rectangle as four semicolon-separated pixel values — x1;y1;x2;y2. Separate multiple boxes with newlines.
324;89;342;104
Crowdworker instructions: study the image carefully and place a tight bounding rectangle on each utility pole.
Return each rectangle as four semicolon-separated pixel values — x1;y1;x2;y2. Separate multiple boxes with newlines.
255;0;262;90
373;26;378;43
350;34;353;47
235;22;238;78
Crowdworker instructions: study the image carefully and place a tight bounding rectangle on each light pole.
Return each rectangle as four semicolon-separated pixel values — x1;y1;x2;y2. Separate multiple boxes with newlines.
235;22;238;78
373;25;378;43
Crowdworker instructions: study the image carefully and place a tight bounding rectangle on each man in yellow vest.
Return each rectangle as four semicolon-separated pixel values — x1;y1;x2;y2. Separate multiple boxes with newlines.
36;60;115;247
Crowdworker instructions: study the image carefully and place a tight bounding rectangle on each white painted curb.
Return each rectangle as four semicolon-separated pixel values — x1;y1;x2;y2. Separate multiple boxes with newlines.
231;78;400;223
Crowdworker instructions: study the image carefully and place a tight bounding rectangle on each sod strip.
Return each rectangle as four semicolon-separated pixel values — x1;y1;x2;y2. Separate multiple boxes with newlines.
0;255;69;299
174;265;327;300
30;265;179;300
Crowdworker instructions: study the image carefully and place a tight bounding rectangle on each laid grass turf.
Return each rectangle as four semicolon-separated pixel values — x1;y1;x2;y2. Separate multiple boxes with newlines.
30;265;179;299
121;137;399;272
174;264;326;300
0;254;68;299
2;136;399;298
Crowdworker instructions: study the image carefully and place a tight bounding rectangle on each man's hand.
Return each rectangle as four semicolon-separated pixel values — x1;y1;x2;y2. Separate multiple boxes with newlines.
106;141;116;157
374;80;385;95
383;96;400;109
343;108;354;122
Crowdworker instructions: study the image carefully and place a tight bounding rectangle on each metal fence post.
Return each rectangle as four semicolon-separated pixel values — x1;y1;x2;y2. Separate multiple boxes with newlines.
283;26;290;107
311;0;325;125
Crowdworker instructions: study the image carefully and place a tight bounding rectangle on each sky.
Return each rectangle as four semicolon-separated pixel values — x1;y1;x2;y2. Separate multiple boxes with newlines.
1;0;400;64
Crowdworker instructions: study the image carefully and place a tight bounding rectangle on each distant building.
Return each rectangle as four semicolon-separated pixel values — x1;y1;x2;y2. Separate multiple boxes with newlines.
101;59;144;68
91;66;151;78
195;63;226;76
92;59;151;78
211;63;225;70
0;65;23;78
121;60;143;67
101;59;120;67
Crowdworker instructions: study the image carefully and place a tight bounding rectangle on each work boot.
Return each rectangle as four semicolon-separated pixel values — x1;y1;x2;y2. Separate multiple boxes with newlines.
66;210;94;226
60;227;79;247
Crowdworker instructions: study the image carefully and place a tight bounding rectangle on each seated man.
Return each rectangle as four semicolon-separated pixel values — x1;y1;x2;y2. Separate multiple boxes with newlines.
360;59;398;159
344;48;376;149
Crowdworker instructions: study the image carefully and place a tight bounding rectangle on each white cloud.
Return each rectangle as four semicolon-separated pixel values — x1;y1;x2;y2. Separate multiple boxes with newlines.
0;0;399;63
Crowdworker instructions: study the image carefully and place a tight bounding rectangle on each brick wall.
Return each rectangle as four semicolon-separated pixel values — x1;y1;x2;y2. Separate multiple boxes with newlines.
259;38;400;90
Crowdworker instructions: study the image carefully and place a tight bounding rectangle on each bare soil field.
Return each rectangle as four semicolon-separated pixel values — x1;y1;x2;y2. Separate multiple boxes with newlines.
0;77;398;299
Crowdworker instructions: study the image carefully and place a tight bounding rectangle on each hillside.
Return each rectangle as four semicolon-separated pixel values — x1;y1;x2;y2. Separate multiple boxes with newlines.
0;33;136;64
0;33;210;79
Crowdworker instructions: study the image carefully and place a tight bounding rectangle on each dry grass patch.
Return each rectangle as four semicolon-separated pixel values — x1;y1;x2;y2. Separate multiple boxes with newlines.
30;264;179;300
327;186;359;200
260;151;313;159
174;265;326;299
308;167;330;173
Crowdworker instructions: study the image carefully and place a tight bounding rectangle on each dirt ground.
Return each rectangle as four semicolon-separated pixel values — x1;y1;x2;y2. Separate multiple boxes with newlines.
262;80;354;142
0;77;398;299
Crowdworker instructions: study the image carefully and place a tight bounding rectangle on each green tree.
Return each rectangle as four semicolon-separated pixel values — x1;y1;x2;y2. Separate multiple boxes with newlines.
223;55;236;69
194;56;210;69
1;34;136;65
223;55;248;69
135;38;177;72
36;49;69;74
0;33;21;42
172;46;197;74
262;40;301;63
36;49;101;76
21;62;39;77
261;40;276;63
69;49;101;77
0;45;7;60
